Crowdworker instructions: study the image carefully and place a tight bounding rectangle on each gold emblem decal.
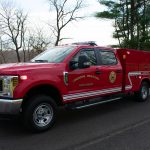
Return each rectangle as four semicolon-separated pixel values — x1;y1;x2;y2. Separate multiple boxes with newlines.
109;71;116;83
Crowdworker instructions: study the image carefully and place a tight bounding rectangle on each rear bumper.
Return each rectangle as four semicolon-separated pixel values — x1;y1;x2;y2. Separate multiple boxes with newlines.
0;99;23;114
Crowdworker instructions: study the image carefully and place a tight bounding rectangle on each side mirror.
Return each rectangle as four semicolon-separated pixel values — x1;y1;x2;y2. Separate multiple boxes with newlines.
78;55;90;69
69;60;78;70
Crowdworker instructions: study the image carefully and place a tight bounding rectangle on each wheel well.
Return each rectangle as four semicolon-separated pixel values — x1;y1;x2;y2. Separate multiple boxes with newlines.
142;78;150;87
22;84;63;108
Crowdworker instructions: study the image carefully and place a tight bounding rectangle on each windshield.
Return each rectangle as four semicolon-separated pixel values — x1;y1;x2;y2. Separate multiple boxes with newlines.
31;46;75;63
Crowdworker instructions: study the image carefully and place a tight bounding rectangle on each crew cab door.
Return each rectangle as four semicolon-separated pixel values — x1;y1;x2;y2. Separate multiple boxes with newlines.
95;49;123;93
64;48;123;102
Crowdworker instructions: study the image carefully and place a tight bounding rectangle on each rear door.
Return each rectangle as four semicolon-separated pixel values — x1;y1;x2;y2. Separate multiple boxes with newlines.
95;49;123;93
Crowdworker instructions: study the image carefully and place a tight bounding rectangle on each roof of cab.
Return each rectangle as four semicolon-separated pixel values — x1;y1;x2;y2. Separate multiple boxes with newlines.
60;41;116;51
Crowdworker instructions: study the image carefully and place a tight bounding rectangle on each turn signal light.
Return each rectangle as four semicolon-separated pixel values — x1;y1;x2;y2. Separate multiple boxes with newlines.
123;55;126;59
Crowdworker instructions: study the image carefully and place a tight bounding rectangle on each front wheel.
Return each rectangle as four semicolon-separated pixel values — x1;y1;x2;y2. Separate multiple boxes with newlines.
23;95;57;132
135;82;149;102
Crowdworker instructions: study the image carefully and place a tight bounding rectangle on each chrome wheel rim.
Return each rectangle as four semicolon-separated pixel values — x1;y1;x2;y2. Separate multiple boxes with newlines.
33;104;53;127
141;86;148;100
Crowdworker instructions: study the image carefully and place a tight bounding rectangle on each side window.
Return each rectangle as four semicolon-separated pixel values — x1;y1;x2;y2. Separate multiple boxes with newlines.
99;50;117;65
72;49;97;68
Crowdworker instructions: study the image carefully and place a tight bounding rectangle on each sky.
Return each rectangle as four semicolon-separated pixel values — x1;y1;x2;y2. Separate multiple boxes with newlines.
14;0;118;46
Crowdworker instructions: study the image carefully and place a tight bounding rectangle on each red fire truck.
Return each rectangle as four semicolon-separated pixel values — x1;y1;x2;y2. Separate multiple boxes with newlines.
0;41;150;132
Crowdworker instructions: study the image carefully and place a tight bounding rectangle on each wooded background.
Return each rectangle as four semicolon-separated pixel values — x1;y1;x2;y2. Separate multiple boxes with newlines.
0;0;150;63
96;0;150;50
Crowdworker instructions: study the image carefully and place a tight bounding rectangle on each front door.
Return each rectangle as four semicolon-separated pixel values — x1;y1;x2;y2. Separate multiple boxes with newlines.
66;48;101;101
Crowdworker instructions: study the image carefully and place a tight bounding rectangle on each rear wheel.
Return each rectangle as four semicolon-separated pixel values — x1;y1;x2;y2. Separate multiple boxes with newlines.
135;82;149;102
23;95;57;132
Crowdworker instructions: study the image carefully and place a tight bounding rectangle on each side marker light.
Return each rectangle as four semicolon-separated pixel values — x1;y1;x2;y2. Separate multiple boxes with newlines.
20;75;28;80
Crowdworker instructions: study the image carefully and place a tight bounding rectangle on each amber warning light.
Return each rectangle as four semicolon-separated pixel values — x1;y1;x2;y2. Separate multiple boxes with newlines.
20;75;28;80
123;55;126;59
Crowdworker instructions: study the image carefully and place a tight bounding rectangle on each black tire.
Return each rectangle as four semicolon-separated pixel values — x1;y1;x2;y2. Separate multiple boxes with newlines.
23;95;57;132
135;82;149;102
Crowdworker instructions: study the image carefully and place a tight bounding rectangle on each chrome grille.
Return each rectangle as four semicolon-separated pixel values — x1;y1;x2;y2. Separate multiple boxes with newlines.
12;77;18;87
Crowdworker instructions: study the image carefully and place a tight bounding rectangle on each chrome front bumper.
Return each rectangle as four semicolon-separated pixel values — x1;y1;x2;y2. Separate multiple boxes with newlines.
0;99;23;114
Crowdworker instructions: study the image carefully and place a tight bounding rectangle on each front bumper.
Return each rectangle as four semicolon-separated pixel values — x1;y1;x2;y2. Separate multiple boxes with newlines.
0;98;23;114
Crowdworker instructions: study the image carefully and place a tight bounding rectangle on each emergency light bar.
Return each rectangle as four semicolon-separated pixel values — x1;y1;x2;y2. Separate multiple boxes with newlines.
72;41;97;46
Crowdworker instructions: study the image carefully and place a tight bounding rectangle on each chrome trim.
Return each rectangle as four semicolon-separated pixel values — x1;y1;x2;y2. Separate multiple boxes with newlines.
33;104;53;127
75;97;121;109
0;98;23;114
0;75;19;97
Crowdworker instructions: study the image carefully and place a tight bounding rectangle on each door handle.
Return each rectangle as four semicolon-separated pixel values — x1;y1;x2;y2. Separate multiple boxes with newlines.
116;70;122;73
95;69;102;75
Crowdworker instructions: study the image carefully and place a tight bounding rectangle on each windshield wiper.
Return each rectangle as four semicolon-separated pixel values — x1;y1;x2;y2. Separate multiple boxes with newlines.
34;60;48;63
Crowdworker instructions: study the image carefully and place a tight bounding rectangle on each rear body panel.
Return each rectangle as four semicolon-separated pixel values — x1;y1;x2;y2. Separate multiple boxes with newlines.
117;48;150;92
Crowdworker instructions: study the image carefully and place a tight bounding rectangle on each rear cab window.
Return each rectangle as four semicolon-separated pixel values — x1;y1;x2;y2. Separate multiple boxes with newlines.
97;49;117;65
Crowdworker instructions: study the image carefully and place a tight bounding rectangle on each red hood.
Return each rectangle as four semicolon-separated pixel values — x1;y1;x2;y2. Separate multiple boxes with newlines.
0;63;63;75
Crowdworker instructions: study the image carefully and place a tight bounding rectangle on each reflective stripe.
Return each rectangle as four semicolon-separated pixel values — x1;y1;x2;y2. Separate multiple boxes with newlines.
125;85;132;90
63;71;150;101
126;71;150;91
63;87;122;101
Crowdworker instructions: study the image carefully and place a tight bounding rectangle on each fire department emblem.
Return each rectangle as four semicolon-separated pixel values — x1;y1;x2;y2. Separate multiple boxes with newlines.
109;71;116;83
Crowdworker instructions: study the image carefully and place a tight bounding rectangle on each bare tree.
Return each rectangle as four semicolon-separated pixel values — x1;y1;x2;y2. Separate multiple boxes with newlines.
24;28;51;61
30;28;51;54
0;37;6;63
0;1;27;62
48;0;84;46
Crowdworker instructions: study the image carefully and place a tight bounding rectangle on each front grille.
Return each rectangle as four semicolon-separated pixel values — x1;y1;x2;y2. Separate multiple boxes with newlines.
12;77;18;87
0;79;2;91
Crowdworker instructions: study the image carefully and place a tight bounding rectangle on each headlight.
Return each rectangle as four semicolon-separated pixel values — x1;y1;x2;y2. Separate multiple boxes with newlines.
0;76;19;97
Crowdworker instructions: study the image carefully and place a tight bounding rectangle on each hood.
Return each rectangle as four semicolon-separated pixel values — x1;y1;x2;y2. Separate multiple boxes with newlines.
0;63;62;75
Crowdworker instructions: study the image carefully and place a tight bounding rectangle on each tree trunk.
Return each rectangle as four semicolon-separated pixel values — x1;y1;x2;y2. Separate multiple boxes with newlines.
55;31;60;46
130;0;135;48
126;0;130;47
15;48;21;62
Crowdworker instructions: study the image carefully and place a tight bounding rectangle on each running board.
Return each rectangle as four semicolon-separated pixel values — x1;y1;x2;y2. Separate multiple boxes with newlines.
69;97;121;110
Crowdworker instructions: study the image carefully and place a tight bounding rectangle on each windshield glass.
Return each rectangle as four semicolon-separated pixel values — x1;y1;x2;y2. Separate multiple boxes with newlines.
31;46;75;63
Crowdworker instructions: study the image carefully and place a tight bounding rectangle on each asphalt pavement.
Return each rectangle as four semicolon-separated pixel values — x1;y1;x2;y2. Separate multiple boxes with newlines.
0;97;150;150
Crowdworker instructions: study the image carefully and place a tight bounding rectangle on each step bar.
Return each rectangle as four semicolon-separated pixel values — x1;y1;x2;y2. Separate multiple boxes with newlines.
73;97;121;110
